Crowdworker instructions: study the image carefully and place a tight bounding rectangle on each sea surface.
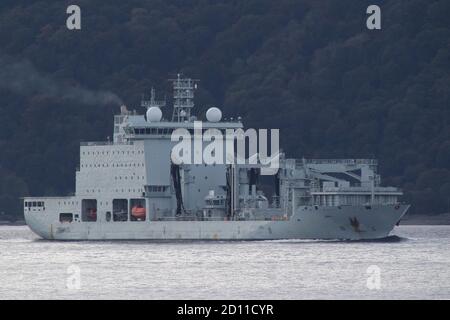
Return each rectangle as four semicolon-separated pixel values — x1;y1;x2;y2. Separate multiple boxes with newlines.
0;225;449;299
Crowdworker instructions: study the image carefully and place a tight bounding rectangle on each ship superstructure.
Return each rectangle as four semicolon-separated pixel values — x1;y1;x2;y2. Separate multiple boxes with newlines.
24;75;409;240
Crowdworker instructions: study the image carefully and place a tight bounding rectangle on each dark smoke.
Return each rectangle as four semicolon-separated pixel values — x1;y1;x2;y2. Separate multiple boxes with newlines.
0;55;123;106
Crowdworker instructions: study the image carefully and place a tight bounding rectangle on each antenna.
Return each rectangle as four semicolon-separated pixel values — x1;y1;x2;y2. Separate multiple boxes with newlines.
141;87;166;109
169;73;199;122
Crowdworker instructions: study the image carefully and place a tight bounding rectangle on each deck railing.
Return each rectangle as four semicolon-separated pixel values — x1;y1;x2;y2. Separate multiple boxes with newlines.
303;159;378;165
80;141;133;146
310;186;402;193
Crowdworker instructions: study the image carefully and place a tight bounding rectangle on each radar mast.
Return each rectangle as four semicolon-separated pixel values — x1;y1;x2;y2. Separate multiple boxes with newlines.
170;74;198;122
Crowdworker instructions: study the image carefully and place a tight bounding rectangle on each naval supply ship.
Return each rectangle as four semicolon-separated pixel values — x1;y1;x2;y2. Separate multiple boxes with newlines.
24;75;409;240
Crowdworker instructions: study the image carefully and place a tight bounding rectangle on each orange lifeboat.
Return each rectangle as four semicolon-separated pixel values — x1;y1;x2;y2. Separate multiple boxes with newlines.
131;205;146;219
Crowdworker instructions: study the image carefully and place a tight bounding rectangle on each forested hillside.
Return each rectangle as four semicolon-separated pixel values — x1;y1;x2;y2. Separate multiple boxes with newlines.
0;0;449;219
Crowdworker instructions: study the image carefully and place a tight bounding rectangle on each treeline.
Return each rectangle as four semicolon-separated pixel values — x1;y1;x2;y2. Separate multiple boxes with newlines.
0;0;449;218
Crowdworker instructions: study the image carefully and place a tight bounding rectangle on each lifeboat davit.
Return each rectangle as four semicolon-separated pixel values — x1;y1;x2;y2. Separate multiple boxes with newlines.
131;206;146;219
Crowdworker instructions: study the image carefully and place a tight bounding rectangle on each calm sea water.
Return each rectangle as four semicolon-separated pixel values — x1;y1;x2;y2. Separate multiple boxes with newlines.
0;225;449;300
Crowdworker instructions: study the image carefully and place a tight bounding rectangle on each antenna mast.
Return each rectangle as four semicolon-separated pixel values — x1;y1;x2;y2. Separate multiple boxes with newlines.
169;74;198;122
141;87;166;109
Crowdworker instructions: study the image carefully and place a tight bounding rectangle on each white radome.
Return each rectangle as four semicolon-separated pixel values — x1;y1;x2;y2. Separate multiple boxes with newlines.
206;107;222;122
146;107;162;122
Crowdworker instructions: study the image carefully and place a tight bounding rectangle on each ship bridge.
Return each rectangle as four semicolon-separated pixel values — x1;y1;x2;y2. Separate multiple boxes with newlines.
119;116;243;140
113;75;243;143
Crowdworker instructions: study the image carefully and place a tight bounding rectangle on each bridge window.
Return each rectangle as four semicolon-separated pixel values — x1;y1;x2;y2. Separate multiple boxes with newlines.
146;186;168;192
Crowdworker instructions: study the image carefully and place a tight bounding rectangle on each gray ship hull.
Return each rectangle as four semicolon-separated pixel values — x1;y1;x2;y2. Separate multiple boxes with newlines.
22;75;409;242
25;204;409;241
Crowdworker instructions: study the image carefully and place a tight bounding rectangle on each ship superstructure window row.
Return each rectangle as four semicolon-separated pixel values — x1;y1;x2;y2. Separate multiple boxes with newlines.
82;150;144;155
146;186;168;192
86;188;145;193
311;194;399;206
24;201;44;207
130;128;174;135
114;176;145;180
59;201;78;205
129;128;234;136
114;189;144;193
80;163;145;168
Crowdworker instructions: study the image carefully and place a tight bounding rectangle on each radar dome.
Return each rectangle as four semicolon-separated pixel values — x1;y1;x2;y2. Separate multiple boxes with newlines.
206;107;222;122
146;107;162;122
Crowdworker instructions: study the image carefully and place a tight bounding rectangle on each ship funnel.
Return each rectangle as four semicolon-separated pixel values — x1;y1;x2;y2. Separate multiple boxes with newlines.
120;105;130;115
